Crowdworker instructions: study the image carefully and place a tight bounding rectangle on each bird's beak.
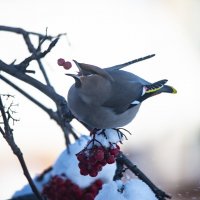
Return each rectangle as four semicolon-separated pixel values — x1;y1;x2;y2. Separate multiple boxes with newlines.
65;73;82;88
72;60;83;76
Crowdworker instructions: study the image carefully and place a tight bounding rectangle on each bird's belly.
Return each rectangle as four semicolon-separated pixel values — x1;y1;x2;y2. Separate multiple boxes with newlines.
71;104;141;129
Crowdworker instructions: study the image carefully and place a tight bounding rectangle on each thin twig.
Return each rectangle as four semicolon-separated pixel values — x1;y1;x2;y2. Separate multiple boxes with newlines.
0;25;54;40
17;37;59;70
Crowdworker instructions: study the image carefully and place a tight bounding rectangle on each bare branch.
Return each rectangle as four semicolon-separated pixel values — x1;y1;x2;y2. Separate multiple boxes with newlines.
0;25;54;41
0;25;65;87
17;37;59;71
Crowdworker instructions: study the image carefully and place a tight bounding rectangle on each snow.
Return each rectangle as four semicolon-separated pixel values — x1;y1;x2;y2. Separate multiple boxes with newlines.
95;179;157;200
92;129;124;148
95;180;126;200
124;179;157;200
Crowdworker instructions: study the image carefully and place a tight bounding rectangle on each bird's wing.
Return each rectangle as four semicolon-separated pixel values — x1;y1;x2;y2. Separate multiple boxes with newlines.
102;70;146;114
102;80;143;114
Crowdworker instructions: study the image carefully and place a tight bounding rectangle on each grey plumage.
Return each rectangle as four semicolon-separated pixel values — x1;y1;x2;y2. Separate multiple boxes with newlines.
66;55;177;129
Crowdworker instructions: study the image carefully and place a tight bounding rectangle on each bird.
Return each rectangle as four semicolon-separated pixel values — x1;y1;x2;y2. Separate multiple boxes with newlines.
66;54;177;129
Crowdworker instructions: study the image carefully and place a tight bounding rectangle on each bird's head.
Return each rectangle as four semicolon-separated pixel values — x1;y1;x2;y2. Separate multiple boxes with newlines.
66;60;113;104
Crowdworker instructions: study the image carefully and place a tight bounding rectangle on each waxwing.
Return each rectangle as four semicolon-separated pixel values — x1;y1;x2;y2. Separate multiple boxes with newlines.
66;54;177;129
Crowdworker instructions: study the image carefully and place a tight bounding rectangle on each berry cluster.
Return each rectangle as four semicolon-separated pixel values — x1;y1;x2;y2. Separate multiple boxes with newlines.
57;58;72;70
42;175;103;200
77;144;120;177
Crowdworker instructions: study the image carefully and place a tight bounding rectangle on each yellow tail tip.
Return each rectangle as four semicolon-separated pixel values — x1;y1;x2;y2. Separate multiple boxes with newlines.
171;87;177;94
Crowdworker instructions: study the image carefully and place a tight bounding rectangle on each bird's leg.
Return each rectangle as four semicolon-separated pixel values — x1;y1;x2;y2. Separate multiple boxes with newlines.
90;128;100;136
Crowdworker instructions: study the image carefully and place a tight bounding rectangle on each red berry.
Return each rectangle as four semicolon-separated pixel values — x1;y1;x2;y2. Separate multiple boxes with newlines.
93;163;102;172
57;58;65;66
78;162;86;169
99;159;107;166
89;170;98;177
89;155;97;163
94;180;103;188
109;148;119;156
106;155;115;164
83;193;94;200
77;153;85;162
63;61;72;69
88;185;98;195
97;146;105;152
95;150;104;161
80;168;89;176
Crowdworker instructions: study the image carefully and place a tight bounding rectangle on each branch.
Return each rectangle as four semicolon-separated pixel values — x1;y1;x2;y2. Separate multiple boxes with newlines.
0;60;61;102
0;25;52;61
0;25;65;86
115;152;171;200
0;26;78;145
18;37;59;72
0;96;44;200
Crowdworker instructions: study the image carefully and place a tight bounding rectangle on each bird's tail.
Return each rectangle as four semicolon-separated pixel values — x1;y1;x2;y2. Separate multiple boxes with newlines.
159;85;177;94
106;54;155;71
145;79;177;94
138;79;177;103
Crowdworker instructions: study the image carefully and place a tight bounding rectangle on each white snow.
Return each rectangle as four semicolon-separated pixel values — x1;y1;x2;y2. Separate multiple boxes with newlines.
93;129;124;148
124;179;157;200
95;180;126;200
95;179;157;200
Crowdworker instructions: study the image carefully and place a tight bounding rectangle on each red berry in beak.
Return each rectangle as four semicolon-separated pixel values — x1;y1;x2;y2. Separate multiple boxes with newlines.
63;61;72;69
57;58;65;66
